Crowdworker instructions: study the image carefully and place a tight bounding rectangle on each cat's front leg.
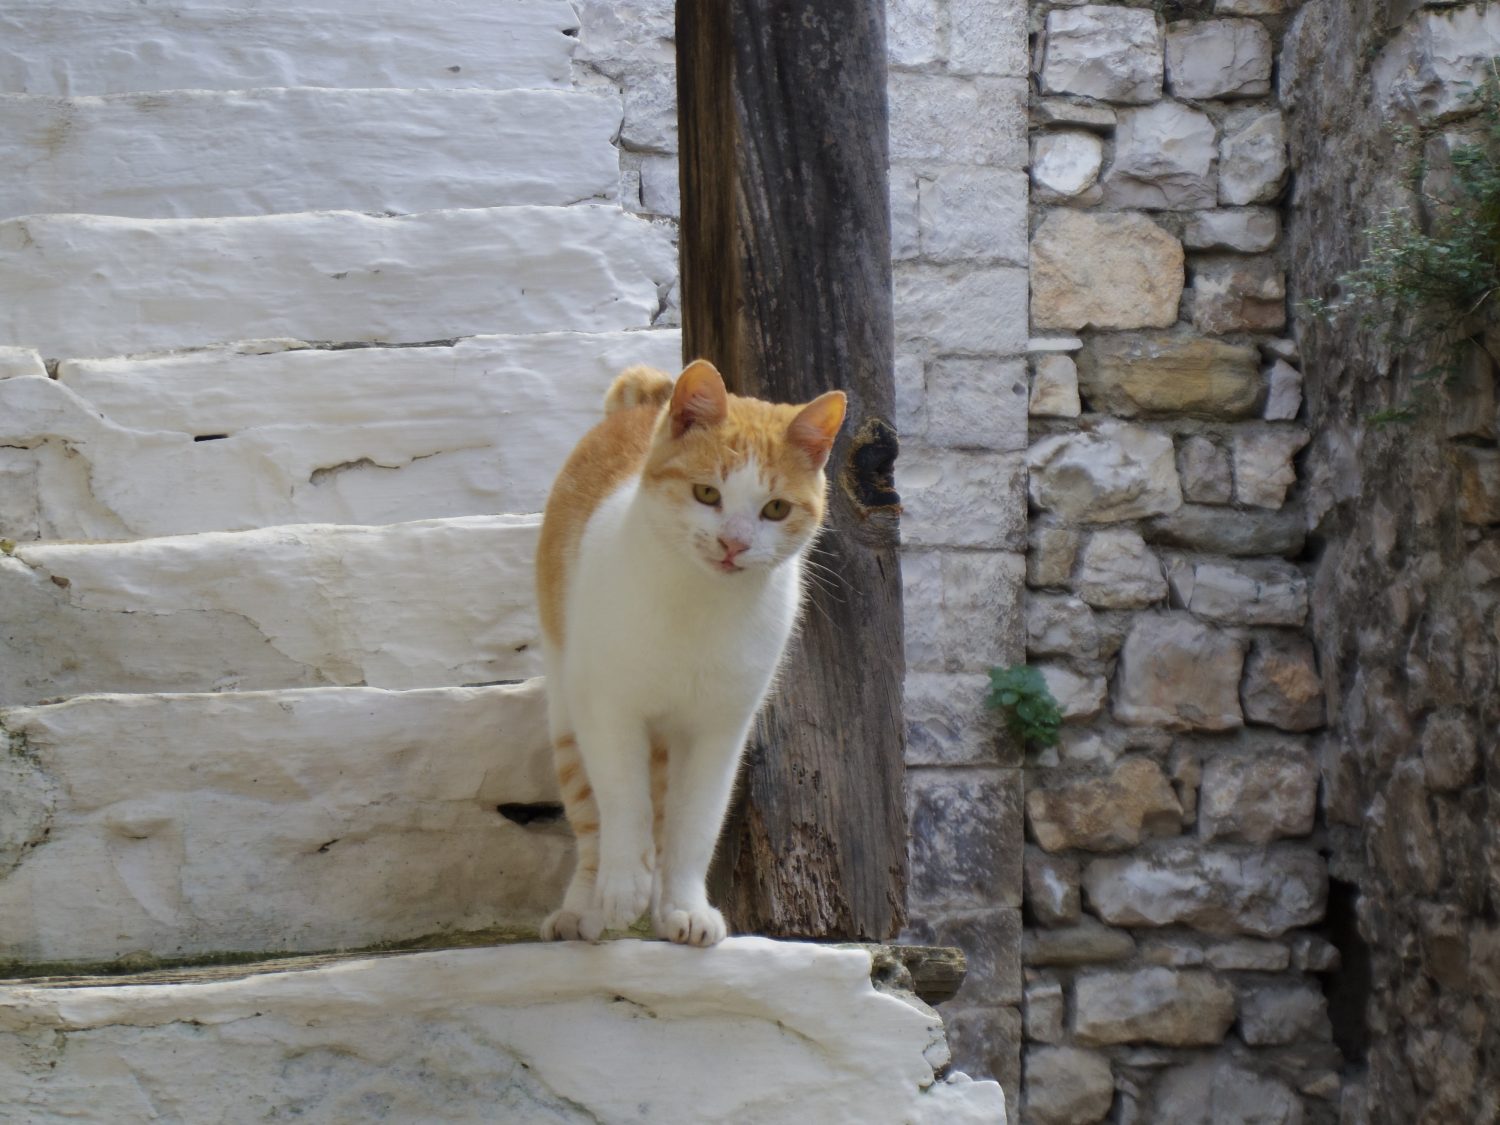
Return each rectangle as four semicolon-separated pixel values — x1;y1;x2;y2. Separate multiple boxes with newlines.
652;721;752;947
573;711;655;940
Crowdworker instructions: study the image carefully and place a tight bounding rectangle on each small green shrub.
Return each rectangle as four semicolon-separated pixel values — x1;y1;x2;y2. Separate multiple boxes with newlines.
986;665;1062;749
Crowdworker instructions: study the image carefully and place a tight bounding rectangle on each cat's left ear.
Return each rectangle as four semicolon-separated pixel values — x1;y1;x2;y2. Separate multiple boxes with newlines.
787;391;847;469
670;359;729;438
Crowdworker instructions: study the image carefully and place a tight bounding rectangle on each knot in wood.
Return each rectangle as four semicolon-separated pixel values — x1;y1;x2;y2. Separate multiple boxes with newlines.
842;417;901;514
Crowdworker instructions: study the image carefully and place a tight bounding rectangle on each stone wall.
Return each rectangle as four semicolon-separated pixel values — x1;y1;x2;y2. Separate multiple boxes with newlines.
1020;3;1341;1122
1285;3;1500;1122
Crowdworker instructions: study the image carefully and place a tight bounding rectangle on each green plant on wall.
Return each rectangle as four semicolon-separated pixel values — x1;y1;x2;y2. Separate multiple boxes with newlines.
1304;63;1500;422
986;664;1062;749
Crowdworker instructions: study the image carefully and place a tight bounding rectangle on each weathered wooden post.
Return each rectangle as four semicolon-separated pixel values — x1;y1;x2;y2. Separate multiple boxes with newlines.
677;0;907;939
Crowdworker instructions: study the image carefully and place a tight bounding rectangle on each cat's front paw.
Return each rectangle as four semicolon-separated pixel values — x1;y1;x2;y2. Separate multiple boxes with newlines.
539;909;584;941
593;865;652;932
654;903;727;947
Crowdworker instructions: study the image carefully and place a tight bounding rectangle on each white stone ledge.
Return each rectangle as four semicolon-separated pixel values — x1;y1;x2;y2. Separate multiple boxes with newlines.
0;89;622;221
16;331;683;533
0;939;1005;1123
0;1;579;94
0;515;543;705
0;207;677;359
0;682;565;964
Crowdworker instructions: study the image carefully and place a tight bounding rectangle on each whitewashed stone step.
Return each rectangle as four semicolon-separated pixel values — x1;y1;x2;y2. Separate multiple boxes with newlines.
0;1;579;95
0;206;677;359
2;331;683;535
0;939;1006;1124
1;516;543;706
0;89;620;220
0;682;564;965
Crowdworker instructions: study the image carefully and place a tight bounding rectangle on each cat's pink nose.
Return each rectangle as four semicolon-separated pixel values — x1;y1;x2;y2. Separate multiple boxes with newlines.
717;535;750;560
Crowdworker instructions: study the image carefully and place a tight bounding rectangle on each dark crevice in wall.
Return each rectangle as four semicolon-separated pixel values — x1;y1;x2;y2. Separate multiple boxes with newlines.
1322;876;1373;1065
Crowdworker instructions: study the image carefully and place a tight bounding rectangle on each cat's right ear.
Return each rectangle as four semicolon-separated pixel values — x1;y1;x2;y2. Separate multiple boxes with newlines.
669;359;729;438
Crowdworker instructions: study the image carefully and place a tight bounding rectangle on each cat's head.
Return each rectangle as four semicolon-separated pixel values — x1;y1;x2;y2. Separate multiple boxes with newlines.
640;360;846;577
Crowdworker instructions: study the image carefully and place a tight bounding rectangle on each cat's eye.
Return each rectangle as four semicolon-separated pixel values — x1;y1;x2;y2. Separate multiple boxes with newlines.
693;483;721;506
761;498;792;521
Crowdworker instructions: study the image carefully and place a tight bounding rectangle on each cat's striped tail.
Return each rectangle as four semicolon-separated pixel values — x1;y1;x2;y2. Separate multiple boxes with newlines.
603;365;675;415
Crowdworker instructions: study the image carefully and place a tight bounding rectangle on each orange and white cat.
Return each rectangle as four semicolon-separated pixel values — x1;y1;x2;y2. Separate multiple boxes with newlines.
534;358;845;947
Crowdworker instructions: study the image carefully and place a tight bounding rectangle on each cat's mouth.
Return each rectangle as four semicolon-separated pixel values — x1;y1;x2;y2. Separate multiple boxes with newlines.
714;556;744;574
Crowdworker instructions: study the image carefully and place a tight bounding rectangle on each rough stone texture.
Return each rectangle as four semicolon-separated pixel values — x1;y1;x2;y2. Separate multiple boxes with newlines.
1038;665;1109;723
903;549;1026;673
1183;560;1309;626
1183;207;1280;253
1371;5;1500;121
1265;359;1304;420
1024;918;1137;966
888;73;1028;166
1031;131;1104;200
1165;20;1272;100
1028;527;1082;588
3;332;685;535
1114;614;1245;730
1026;757;1181;852
924;357;1030;451
1457;447;1500;524
0;0;581;94
1190;255;1286;335
919;168;1029;264
1082;843;1326;936
0;939;1007;1124
1177;436;1234;503
1077;334;1262;419
1024;978;1066;1043
1025;849;1081;927
1241;635;1325;731
1152;1057;1305;1125
1106;102;1218;210
0;89;621;220
905;673;1008;767
908;769;1023;913
1238;983;1332;1046
1030;211;1185;331
1232;428;1310;509
1040;7;1164;104
1145;504;1305;557
1027;422;1183;523
1072;968;1236;1046
1023;1046;1115;1125
1218;109;1288;205
1074;529;1167;609
1;515;542;704
900;449;1027;549
1026;595;1100;659
1031;354;1082;418
1198;745;1319;843
896;265;1031;353
0;682;563;962
0;207;677;358
1420;711;1479;792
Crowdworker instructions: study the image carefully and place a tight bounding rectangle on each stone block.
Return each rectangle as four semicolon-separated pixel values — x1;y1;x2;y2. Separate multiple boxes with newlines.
905;672;1009;767
901;549;1025;673
1026;757;1182;852
1031;131;1104;200
1457;447;1500;524
1368;759;1444;896
889;73;1027;166
895;264;1030;353
899;447;1027;549
1232;428;1310;509
1039;664;1109;722
1026;594;1100;659
1105;102;1218;210
618;60;677;153
905;908;1023;1007
639;154;681;216
908;767;1022;911
1077;333;1262;419
1421;712;1479;792
1372;6;1500;121
1191;255;1287;334
1074;529;1167;609
1204;938;1291;971
1025;848;1081;926
1024;1046;1115;1125
1145;504;1305;557
1242;635;1325;730
0;682;563;961
1183;207;1280;253
925;356;1029;451
891;168;922;261
1030;354;1083;418
1028;527;1082;588
1082;842;1327;937
1177;436;1233;504
1165;19;1272;99
1040;7;1164;104
1152;1058;1305;1125
1073;968;1235;1047
1025;977;1067;1043
1199;745;1319;843
1114;614;1245;731
1035;98;1118;131
0;938;1006;1124
948;0;1030;77
0;0;580;94
918;167;1029;264
1266;359;1304;420
1239;983;1333;1046
1219;108;1288;205
1185;560;1309;626
0;207;677;358
888;0;944;68
1;515;542;704
0;89;621;221
1025;917;1137;966
1031;210;1184;331
1027;421;1182;523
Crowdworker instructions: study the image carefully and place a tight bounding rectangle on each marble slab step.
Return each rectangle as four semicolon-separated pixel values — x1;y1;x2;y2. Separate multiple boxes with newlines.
0;516;543;707
0;0;579;95
0;682;566;966
0;206;677;359
0;88;621;220
0;331;683;538
0;938;1006;1124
